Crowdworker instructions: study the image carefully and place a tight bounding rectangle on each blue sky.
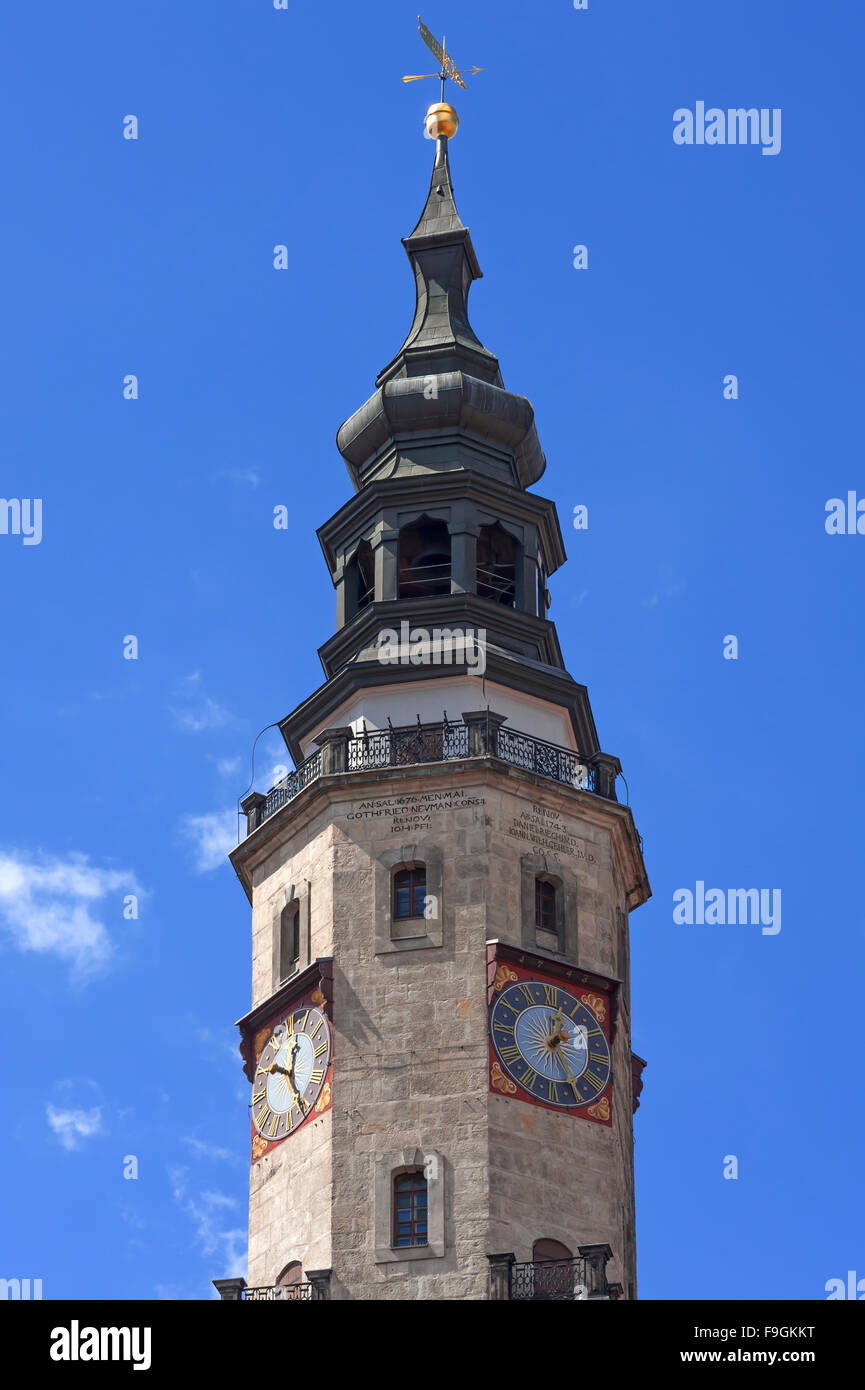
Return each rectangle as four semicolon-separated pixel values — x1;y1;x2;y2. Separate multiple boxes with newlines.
1;0;863;1300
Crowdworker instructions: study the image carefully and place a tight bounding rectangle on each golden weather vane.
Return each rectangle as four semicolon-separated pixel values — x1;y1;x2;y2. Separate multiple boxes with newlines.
402;16;483;102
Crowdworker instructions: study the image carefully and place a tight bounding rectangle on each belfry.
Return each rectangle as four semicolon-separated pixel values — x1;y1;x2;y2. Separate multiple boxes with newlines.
215;44;650;1302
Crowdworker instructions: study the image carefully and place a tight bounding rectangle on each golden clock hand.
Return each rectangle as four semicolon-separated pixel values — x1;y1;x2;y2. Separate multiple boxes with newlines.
556;1049;581;1097
548;1007;569;1047
288;1053;307;1114
268;1060;307;1114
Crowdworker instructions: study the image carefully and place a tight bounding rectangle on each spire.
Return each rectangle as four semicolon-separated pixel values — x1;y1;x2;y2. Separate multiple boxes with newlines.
375;135;501;388
407;131;467;242
336;97;546;492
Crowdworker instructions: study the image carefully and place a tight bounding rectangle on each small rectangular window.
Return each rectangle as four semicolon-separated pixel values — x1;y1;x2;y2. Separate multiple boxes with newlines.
280;904;300;981
393;866;426;921
535;878;556;931
392;1171;428;1248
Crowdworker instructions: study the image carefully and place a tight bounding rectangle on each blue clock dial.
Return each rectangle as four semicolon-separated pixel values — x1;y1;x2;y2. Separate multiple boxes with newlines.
251;1006;331;1141
490;980;611;1109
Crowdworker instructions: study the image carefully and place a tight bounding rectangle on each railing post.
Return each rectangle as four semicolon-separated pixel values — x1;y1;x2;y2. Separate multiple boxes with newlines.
462;709;507;759
315;728;354;776
587;752;621;801
487;1252;515;1301
212;1277;246;1301
306;1269;332;1301
240;793;267;836
579;1243;614;1299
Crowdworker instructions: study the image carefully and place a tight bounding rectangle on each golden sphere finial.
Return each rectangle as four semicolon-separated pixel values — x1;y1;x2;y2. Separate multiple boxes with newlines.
424;102;459;140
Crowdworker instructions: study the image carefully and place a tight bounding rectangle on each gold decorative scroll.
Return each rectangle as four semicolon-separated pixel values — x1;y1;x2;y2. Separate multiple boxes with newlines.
493;964;518;993
580;992;606;1023
490;1061;517;1095
587;1095;610;1122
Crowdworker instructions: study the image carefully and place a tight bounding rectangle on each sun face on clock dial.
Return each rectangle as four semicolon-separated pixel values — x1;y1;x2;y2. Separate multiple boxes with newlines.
490;979;612;1110
251;1006;331;1141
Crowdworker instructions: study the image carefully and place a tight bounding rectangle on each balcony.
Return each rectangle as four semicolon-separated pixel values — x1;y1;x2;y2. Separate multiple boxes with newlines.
214;1251;621;1302
489;1245;622;1301
241;712;622;839
213;1274;330;1301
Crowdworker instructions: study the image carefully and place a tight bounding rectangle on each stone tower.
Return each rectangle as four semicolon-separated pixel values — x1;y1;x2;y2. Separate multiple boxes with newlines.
216;113;650;1304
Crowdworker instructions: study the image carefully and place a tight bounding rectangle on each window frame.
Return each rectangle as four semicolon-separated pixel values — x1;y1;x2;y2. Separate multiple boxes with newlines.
391;1170;429;1250
535;876;557;932
392;864;427;922
279;902;301;982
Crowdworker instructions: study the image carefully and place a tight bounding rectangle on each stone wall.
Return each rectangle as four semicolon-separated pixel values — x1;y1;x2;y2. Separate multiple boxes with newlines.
241;759;642;1298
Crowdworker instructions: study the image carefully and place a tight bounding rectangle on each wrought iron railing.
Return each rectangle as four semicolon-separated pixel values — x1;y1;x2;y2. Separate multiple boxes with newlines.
347;721;470;771
243;1283;313;1301
242;716;618;837
260;749;322;821
508;1257;593;1301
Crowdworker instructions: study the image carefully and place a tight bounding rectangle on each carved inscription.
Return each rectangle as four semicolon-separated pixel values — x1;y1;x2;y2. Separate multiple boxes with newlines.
507;804;595;862
345;789;486;835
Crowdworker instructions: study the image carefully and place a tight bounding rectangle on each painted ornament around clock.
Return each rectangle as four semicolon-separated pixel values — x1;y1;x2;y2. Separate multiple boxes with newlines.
250;1002;332;1161
489;973;612;1124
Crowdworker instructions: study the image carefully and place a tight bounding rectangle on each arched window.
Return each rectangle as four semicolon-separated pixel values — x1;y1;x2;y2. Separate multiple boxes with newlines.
393;1171;428;1248
398;516;451;599
276;1260;305;1300
279;902;300;981
533;1238;572;1262
535;877;557;932
532;1239;575;1300
477;522;517;606
345;539;374;618
393;865;427;921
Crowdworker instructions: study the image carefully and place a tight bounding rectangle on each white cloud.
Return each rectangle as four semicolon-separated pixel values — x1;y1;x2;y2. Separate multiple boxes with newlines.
179;811;237;873
181;1136;240;1165
642;565;686;610
169;1165;246;1279
47;1104;103;1151
0;851;141;978
214;756;242;777
212;468;261;489
172;673;232;733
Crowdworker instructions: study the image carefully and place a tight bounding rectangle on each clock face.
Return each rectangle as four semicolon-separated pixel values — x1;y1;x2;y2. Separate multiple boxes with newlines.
251;1006;332;1142
490;979;612;1110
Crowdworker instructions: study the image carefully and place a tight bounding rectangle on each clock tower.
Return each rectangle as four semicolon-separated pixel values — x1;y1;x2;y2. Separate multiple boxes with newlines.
214;92;650;1303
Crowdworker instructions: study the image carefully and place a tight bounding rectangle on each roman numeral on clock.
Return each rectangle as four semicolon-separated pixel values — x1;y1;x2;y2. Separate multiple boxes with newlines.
499;1043;520;1063
519;984;535;1006
309;1068;325;1086
543;984;558;1006
314;1041;328;1058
